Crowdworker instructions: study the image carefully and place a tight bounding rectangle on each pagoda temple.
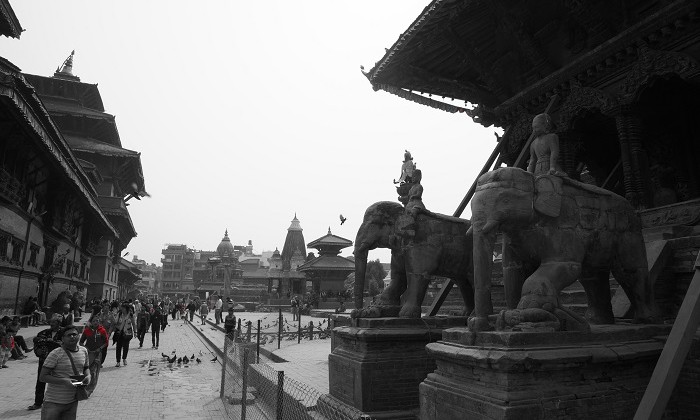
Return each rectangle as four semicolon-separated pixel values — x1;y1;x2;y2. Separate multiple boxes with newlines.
20;53;146;303
298;227;354;295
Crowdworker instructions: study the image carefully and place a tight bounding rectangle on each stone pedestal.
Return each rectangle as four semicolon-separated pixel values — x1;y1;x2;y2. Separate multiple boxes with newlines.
320;316;467;420
419;324;671;420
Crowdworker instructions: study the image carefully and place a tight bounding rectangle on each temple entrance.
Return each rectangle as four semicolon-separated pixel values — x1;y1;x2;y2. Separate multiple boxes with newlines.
565;110;622;194
637;75;700;207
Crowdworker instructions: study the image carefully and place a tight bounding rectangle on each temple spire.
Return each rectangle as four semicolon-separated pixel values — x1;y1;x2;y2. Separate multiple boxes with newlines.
54;50;80;81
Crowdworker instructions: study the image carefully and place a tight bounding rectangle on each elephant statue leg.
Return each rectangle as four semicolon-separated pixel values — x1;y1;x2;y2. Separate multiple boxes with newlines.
399;245;439;318
502;234;528;310
579;269;615;324
456;275;475;316
611;234;658;323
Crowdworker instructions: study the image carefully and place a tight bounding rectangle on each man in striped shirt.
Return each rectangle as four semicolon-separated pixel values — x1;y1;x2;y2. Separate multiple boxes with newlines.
39;325;90;420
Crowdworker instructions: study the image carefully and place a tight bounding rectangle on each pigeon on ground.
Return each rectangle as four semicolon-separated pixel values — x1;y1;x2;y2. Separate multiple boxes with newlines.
177;357;182;364
171;350;176;354
191;354;195;360
183;356;189;364
211;356;217;362
199;351;203;356
161;353;169;359
196;358;201;364
168;354;177;364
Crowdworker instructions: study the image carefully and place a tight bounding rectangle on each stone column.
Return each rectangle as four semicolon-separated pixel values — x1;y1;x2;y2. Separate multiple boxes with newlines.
614;105;651;208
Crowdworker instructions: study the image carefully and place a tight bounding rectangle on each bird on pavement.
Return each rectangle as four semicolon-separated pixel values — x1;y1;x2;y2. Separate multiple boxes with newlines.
171;350;176;354
191;354;195;360
340;214;347;225
167;354;176;364
199;351;203;356
161;353;169;359
196;358;201;364
183;356;189;364
211;356;217;362
177;357;182;364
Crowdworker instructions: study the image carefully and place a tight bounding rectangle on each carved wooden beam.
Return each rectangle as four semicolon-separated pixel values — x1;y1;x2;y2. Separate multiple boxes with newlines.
405;64;496;103
441;27;505;101
486;0;555;76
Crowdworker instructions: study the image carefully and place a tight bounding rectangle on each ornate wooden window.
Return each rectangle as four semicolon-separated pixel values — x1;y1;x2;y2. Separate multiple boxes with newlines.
10;238;24;265
80;257;88;279
42;239;58;271
28;243;40;267
0;232;9;261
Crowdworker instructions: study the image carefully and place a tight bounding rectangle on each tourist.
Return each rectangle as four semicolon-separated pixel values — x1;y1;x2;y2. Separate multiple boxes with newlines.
39;325;90;420
8;316;32;359
136;305;150;348
187;300;197;322
27;318;62;411
335;301;346;314
215;296;223;325
133;299;142;315
98;304;115;366
224;309;236;339
291;296;299;321
149;305;161;349
113;303;136;367
79;316;107;397
199;300;209;325
160;301;168;331
23;296;45;325
58;304;74;327
0;316;12;368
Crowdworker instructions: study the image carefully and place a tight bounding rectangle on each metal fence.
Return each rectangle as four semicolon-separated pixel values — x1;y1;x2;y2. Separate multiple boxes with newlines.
220;334;366;420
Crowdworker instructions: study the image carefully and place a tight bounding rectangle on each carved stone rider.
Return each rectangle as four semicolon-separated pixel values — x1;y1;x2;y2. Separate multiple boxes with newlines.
526;113;566;218
397;150;416;184
527;113;564;177
400;169;424;238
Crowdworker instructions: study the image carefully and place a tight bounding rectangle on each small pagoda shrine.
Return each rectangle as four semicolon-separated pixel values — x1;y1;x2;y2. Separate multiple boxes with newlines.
298;227;354;295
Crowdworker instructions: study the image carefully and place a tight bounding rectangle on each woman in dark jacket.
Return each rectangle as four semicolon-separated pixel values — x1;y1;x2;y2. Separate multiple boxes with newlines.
149;305;161;349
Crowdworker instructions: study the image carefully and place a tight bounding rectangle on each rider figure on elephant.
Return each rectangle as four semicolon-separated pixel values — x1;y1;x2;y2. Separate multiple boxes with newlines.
399;169;424;238
527;113;566;177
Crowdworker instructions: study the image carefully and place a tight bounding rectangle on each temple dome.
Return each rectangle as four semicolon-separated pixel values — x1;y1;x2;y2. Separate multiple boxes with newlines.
216;229;235;257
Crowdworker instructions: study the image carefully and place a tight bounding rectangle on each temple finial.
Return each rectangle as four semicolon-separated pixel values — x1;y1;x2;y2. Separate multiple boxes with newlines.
54;50;80;81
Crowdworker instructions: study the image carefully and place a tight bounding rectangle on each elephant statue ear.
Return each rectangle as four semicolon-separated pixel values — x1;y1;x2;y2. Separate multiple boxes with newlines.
534;175;563;218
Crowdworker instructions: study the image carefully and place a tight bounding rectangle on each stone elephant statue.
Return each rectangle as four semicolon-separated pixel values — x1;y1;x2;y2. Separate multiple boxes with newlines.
469;167;657;332
352;201;474;318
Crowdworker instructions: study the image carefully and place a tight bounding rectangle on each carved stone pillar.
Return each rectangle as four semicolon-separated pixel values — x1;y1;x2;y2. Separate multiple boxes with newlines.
614;106;651;208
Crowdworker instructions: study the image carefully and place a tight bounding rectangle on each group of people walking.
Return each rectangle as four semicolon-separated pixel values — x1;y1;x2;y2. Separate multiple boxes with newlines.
13;295;207;420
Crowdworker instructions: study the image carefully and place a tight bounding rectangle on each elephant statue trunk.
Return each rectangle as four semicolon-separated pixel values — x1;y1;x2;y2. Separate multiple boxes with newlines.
354;247;369;310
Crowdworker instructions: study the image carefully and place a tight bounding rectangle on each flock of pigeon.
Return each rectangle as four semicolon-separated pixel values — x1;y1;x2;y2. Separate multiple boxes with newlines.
159;349;217;366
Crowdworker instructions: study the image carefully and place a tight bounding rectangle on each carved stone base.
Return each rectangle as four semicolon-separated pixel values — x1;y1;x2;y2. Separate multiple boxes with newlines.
420;324;671;420
324;317;467;420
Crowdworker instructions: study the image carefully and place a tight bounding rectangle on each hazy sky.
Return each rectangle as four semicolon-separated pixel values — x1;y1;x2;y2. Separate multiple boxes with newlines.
3;1;499;265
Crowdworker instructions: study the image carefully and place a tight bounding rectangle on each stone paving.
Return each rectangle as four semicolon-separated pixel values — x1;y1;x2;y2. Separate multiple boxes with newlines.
0;311;340;420
0;317;228;420
194;311;334;394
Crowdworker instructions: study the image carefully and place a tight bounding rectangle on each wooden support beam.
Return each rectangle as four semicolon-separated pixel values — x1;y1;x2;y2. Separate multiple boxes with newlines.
634;251;700;420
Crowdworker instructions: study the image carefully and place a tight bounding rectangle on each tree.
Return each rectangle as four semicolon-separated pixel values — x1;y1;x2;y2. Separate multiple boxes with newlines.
345;259;386;297
366;259;387;297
